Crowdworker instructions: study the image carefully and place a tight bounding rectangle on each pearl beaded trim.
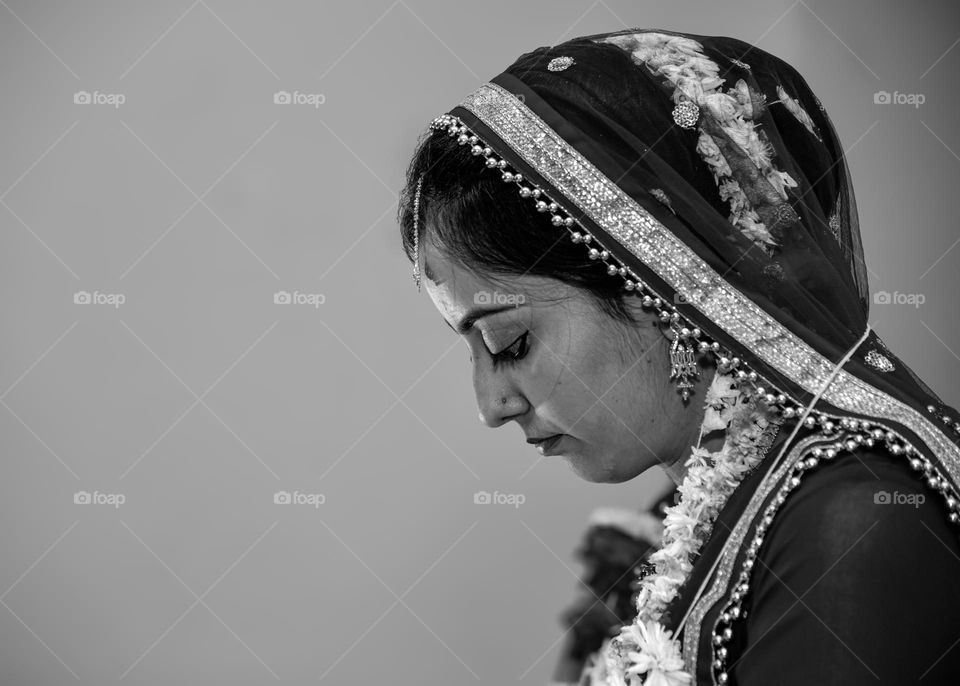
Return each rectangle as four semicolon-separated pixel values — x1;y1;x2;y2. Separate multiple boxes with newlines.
450;82;960;485
426;87;960;681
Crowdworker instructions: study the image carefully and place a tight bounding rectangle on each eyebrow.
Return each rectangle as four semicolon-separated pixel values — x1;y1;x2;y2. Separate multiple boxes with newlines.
445;304;524;335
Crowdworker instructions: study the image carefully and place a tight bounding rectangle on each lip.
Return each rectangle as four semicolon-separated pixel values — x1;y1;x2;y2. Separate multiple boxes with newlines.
533;434;565;456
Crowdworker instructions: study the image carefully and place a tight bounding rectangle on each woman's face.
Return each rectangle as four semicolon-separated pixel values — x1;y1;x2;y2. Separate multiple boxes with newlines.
422;242;709;483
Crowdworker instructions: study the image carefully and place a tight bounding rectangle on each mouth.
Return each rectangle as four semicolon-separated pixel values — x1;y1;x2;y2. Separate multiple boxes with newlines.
529;434;565;456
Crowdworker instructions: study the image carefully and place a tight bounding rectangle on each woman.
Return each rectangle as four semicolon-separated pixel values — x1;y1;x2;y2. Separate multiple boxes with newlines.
397;29;960;684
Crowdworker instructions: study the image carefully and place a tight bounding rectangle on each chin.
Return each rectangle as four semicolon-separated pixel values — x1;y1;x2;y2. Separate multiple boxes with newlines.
565;453;642;484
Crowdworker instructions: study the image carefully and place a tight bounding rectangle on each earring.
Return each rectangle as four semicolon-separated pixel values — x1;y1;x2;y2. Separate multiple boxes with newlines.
669;319;700;402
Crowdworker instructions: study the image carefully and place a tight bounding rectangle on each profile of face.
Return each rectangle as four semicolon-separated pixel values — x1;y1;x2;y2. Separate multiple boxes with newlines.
422;240;715;483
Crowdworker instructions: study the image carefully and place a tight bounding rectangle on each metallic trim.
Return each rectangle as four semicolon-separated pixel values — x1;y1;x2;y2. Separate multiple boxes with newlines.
456;83;960;488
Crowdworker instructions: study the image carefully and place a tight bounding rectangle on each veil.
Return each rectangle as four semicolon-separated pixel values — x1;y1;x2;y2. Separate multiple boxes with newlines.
428;28;959;492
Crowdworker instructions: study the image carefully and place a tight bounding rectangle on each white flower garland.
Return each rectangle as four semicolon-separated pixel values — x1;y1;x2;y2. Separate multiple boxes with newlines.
579;369;782;686
598;32;799;254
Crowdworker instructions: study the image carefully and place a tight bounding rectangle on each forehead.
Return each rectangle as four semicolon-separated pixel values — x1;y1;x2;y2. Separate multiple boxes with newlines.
421;242;550;328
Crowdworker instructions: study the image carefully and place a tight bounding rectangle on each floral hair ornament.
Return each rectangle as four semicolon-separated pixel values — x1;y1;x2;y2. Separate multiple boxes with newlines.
411;174;424;291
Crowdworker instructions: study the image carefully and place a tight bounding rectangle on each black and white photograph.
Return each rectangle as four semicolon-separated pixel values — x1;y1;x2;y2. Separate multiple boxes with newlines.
2;1;960;684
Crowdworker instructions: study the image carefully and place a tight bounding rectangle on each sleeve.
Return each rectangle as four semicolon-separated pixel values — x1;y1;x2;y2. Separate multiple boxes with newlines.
731;450;960;685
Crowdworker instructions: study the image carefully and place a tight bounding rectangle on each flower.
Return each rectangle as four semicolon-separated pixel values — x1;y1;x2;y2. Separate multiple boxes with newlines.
622;620;692;685
701;92;739;122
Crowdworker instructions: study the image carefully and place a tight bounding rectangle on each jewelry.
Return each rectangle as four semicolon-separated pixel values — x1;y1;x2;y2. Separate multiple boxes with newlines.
547;56;575;72
411;175;424;291
671;99;700;129
669;319;700;403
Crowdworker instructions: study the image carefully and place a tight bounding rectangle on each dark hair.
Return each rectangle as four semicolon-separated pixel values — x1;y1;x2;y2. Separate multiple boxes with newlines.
397;127;643;327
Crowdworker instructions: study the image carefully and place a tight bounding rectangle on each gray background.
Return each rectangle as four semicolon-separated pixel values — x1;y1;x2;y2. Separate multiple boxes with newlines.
1;0;958;684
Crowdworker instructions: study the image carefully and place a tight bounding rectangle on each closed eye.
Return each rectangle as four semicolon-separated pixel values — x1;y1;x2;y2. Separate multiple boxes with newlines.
491;331;530;367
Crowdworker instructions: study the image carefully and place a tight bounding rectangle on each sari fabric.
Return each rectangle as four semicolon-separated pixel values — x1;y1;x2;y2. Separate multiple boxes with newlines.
424;29;960;683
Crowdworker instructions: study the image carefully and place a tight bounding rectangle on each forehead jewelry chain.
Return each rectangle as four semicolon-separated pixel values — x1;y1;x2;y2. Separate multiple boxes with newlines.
411;175;424;292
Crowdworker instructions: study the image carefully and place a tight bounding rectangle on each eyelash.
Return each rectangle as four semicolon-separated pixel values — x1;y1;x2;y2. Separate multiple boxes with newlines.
490;331;530;367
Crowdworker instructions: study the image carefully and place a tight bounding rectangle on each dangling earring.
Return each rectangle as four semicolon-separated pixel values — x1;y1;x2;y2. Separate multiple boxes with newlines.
669;319;700;402
411;175;424;292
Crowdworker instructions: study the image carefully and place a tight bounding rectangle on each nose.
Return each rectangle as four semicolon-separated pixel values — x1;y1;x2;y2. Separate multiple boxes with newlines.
473;360;526;428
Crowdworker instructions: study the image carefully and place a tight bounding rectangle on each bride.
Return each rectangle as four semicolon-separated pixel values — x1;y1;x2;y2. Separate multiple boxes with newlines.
398;29;960;684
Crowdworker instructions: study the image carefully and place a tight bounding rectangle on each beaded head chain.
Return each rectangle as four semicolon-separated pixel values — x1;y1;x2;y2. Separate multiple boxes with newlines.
411;174;424;292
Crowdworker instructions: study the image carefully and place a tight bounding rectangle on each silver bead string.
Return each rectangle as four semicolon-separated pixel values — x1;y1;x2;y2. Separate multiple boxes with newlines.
425;112;960;530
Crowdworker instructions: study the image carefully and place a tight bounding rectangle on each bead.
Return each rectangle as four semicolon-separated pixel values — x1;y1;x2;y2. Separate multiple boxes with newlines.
459;135;470;145
718;672;728;684
582;234;593;244
624;280;636;290
548;202;558;212
607;264;619;276
588;248;599;259
485;157;498;168
535;200;547;212
564;217;575;227
928;476;940;490
698;341;710;353
519;186;531;198
570;232;582;243
950;512;960;524
513;174;523;183
467;135;478;144
804;416;816;428
497;159;508;169
927;405;937;413
481;147;491;156
551;214;564;226
502;172;514;182
531;188;540;197
470;145;482;155
600;250;609;260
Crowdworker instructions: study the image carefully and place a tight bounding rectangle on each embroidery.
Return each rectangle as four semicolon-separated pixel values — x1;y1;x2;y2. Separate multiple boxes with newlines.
456;81;960;488
776;84;823;142
547;55;575;71
865;349;895;372
650;187;677;214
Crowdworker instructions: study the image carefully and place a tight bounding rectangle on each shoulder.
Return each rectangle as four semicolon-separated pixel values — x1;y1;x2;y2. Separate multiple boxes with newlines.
731;444;960;684
760;444;954;563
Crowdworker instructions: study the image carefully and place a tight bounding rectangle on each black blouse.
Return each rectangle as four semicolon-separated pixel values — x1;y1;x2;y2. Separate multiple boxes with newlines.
724;448;960;684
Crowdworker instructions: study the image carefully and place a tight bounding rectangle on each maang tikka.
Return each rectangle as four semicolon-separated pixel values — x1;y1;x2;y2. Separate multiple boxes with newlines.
411;175;424;292
669;319;700;402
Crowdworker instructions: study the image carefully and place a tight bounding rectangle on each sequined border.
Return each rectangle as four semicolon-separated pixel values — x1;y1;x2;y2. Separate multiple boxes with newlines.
456;83;960;489
682;433;829;678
